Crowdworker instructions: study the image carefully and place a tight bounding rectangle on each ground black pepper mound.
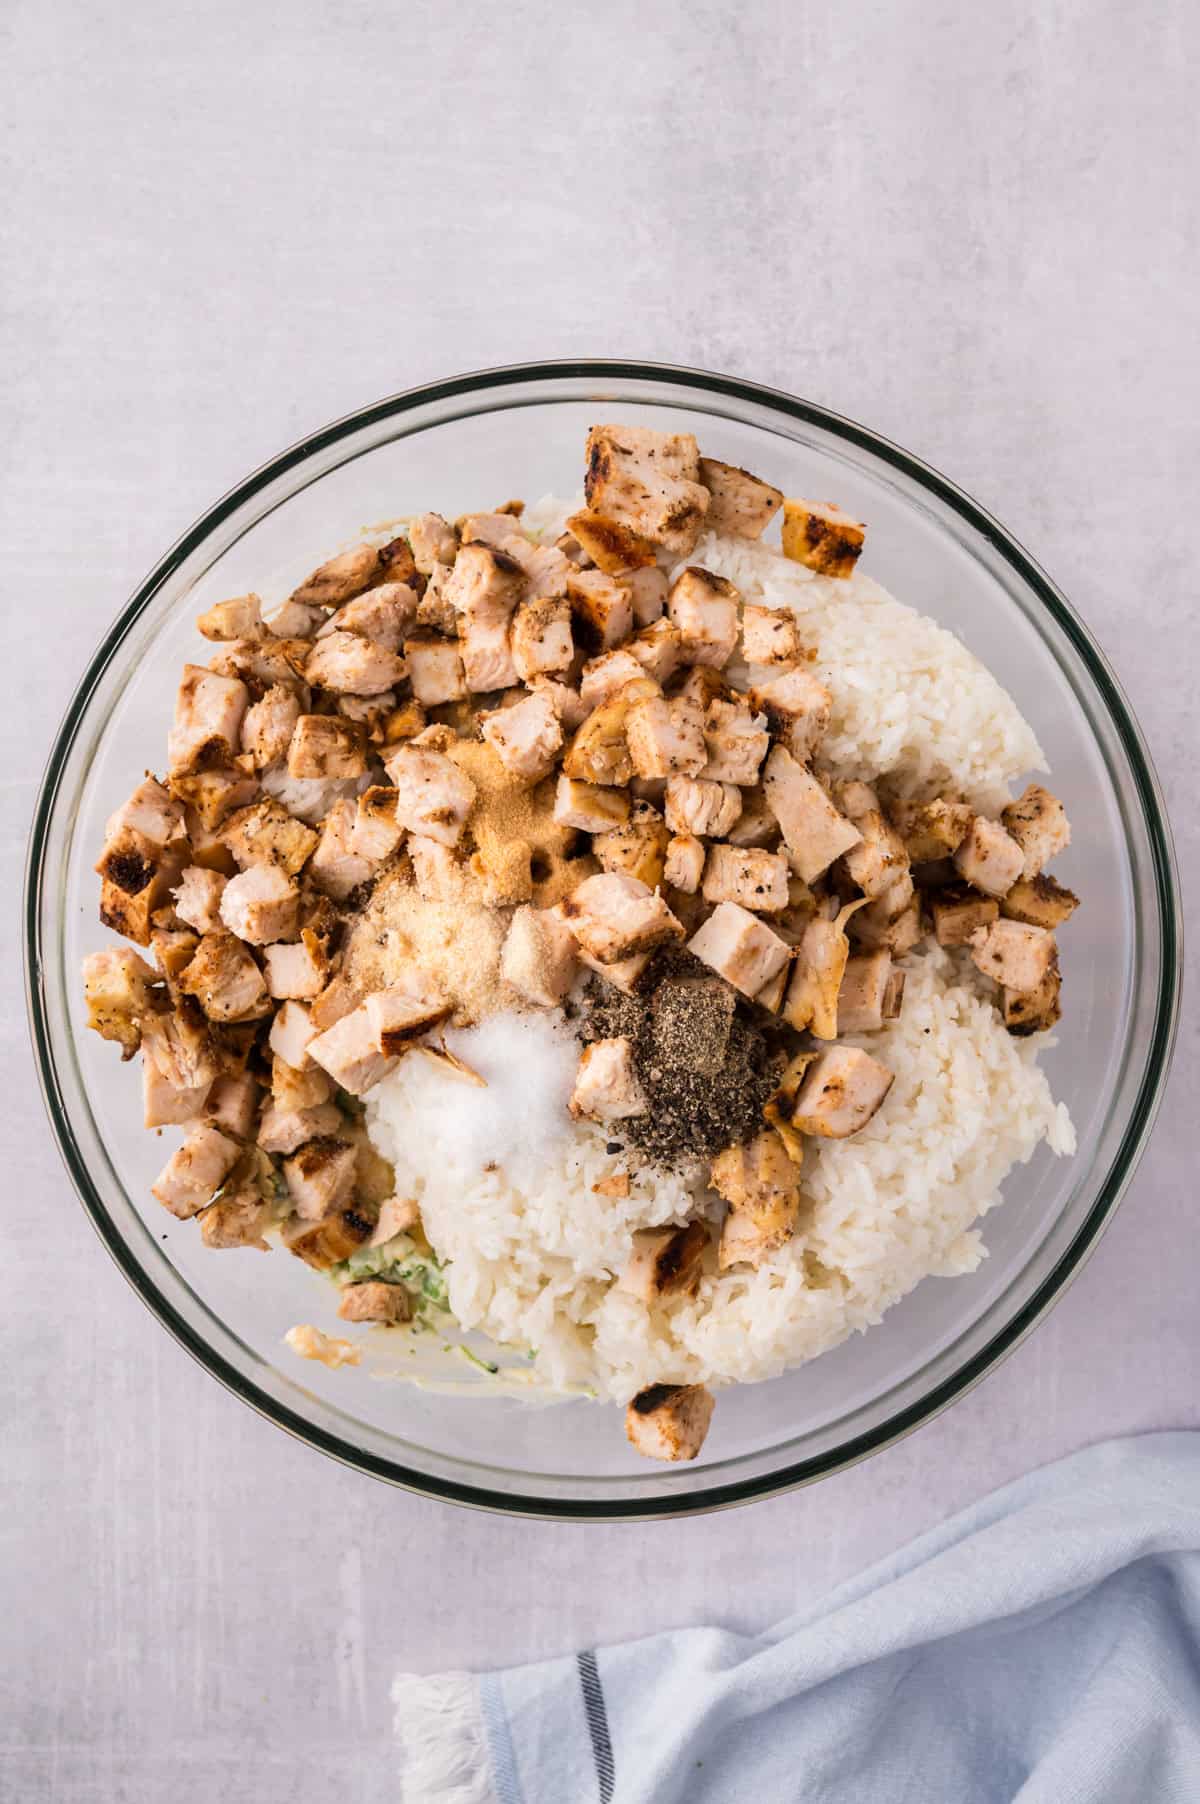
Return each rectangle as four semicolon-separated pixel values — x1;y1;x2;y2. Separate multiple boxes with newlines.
576;948;786;1170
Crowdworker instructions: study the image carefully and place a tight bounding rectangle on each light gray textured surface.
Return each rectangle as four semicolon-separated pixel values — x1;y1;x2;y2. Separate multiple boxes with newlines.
3;1;1197;1796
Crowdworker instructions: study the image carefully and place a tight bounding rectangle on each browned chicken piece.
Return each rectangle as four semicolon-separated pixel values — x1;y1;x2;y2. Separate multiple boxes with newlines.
500;905;579;1007
1003;965;1063;1036
307;973;362;1034
382;698;429;744
318;582;418;652
584;424;710;556
481;689;564;782
836;950;893;1033
970;919;1058;993
667;567;740;669
626;693;707;781
207;630;311;686
581;648;647;714
953;814;1025;897
566;566;634;651
402;635;465;706
725;787;779;849
698;457;784;539
172;865;227;935
266;999;316;1071
140;1007;222;1126
713;1131;803;1269
288;544;380;610
740;602;799;666
304;630;407;697
781;499;865;578
1000;784;1071;879
931;884;999;947
848;876;922;955
562;680;656;787
561;872;683;964
460;613;518;692
564;508;658;574
364;983;452;1053
167;664;250;773
622;565;669;628
335;689;395;737
167;766;260;835
688;900;791;998
789;1045;894;1138
552;774;632;833
198;1188;274;1251
258;1100;344;1155
283;1137;358;1222
573;945;652;995
626;1383;715;1462
338;1280;412;1325
475;530;571;604
203;1069;260;1139
308;1003;398;1096
240;685;303;770
271;1044;332;1108
286;714;366;780
152;1122;241;1219
664;833;705;894
1001;872;1080;931
627;619;683;685
674;665;735;710
378;535;420;588
592;802;669;890
701;697;770;786
701;845;789;912
265;597;325;639
747;667;832;762
783;913;853;1039
196;592;267;643
763;747;861;884
382;744;477;847
887;797;972;864
216;863;298;947
840;807;910;900
81;946;161;1057
104;776;186;852
618;1220;708;1300
220;798;318;875
178;930;270;1022
406;835;462;901
512;596;574;681
408;512;459;575
529;676;589;734
445;540;526;625
370;1194;420;1246
349;787;404;864
415;589;459;637
283;1205;374;1270
570;1037;648;1122
664;776;743;838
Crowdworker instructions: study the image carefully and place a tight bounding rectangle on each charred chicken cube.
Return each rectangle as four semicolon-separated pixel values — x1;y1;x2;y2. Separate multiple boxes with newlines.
712;1131;802;1269
481;689;564;783
783;914;853;1038
95;829;182;946
701;844;789;912
688;900;791;998
887;797;972;864
282;1137;357;1222
140;1009;221;1126
580;648;647;713
267;999;316;1071
627;618;683;685
953;814;1025;897
197;592;267;643
382;698;428;745
167;766;260;835
571;942;653;996
1003;965;1063;1036
286;714;365;781
349;787;404;864
283;1207;373;1271
271;1053;333;1112
561;682;650;787
81;946;161;1057
848;877;922;955
257;1100;343;1155
570;1037;648;1122
667;567;740;669
172;865;227;935
288;543;380;610
460;613;518;692
747;667;832;762
840;808;910;899
969;919;1058;992
592;802;669;890
371;1194;420;1246
564;508;658;574
178;930;269;1021
740;602;799;666
265;597;325;638
789;1045;894;1138
618;1220;708;1301
836;950;893;1034
561;872;683;965
552;774;631;833
219;863;299;944
203;1069;260;1139
701;697;770;785
152;1122;241;1220
622;565;669;629
240;685;302;771
167;664;250;773
763;747;861;884
1000;784;1071;879
584;424;709;556
306;973;362;1034
405;636;467;706
626;693;707;781
500;905;579;1007
1001;873;1080;931
530;676;589;734
566;566;634;651
198;1188;274;1250
512;595;574;681
781;498;865;579
318;582;417;652
382;744;477;848
364;983;452;1054
698;457;784;539
664;832;705;894
304;630;406;697
664;775;743;838
104;776;185;854
445;541;525;626
307;1002;398;1096
220;799;318;875
338;1280;412;1325
931;884;999;947
625;1383;715;1463
408;512;459;574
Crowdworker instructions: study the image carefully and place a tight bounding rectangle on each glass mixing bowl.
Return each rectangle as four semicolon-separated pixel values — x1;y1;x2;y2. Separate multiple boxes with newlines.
25;361;1181;1518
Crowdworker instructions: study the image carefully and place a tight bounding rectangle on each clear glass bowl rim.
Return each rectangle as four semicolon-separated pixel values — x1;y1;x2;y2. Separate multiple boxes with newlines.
24;358;1183;1519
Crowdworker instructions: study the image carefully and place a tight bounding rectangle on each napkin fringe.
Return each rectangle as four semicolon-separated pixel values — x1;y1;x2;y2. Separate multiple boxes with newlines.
393;1671;496;1804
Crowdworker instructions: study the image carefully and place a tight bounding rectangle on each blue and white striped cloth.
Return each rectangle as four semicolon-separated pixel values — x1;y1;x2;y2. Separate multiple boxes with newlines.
394;1432;1200;1802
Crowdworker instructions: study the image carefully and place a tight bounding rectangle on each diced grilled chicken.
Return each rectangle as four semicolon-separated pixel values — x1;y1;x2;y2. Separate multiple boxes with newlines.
512;596;574;682
712;1131;802;1269
570;1037;648;1121
460;613;518;691
561;872;683;964
664;833;705;894
969;919;1058;992
364;983;451;1053
271;1049;333;1112
104;776;186;853
346;787;402;865
1000;784;1071;879
167;665;250;773
1001;872;1080;931
725;786;779;849
564;508;658;574
667;567;740;669
140;1008;222;1126
618;1220;707;1300
783;913;853;1038
848;877;922;954
584;424;709;556
220;799;318;875
172;865;226;935
740;602;798;666
622;566;669;629
789;1045;893;1138
286;714;366;780
266;999;315;1071
219;862;299;944
304;630;406;697
626;692;707;781
746;667;832;761
167;765;260;834
415;564;460;635
151;1122;241;1220
289;544;380;610
781;499;865;578
626;619;683;686
282;1137;357;1221
370;1194;420;1246
203;1069;260;1139
178;930;269;1021
763;747;860;883
887;797;972;864
529;676;589;734
931;884;999;947
836;950;893;1033
566;567;634;651
81;946;161;1057
197;1188;274;1250
307;1002;398;1096
571;940;652;995
664;776;742;838
1003;965;1063;1036
380;535;422;588
581;648;647;714
840;808;910;899
382;744;476;847
401;637;465;709
953;814;1025;898
196;592;267;643
701;844;788;912
625;1383;715;1463
95;826;185;945
701;697;770;785
408;835;465;901
481;689;563;782
562;680;652;787
239;685;302;770
445;541;526;625
697;457;784;539
593;802;669;890
306;973;362;1034
318;582;417;652
553;774;631;833
258;1101;344;1155
283;1207;374;1271
265;597;326;638
478;531;571;604
408;512;459;575
687;900;791;998
500;905;579;1007
338;1280;412;1324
